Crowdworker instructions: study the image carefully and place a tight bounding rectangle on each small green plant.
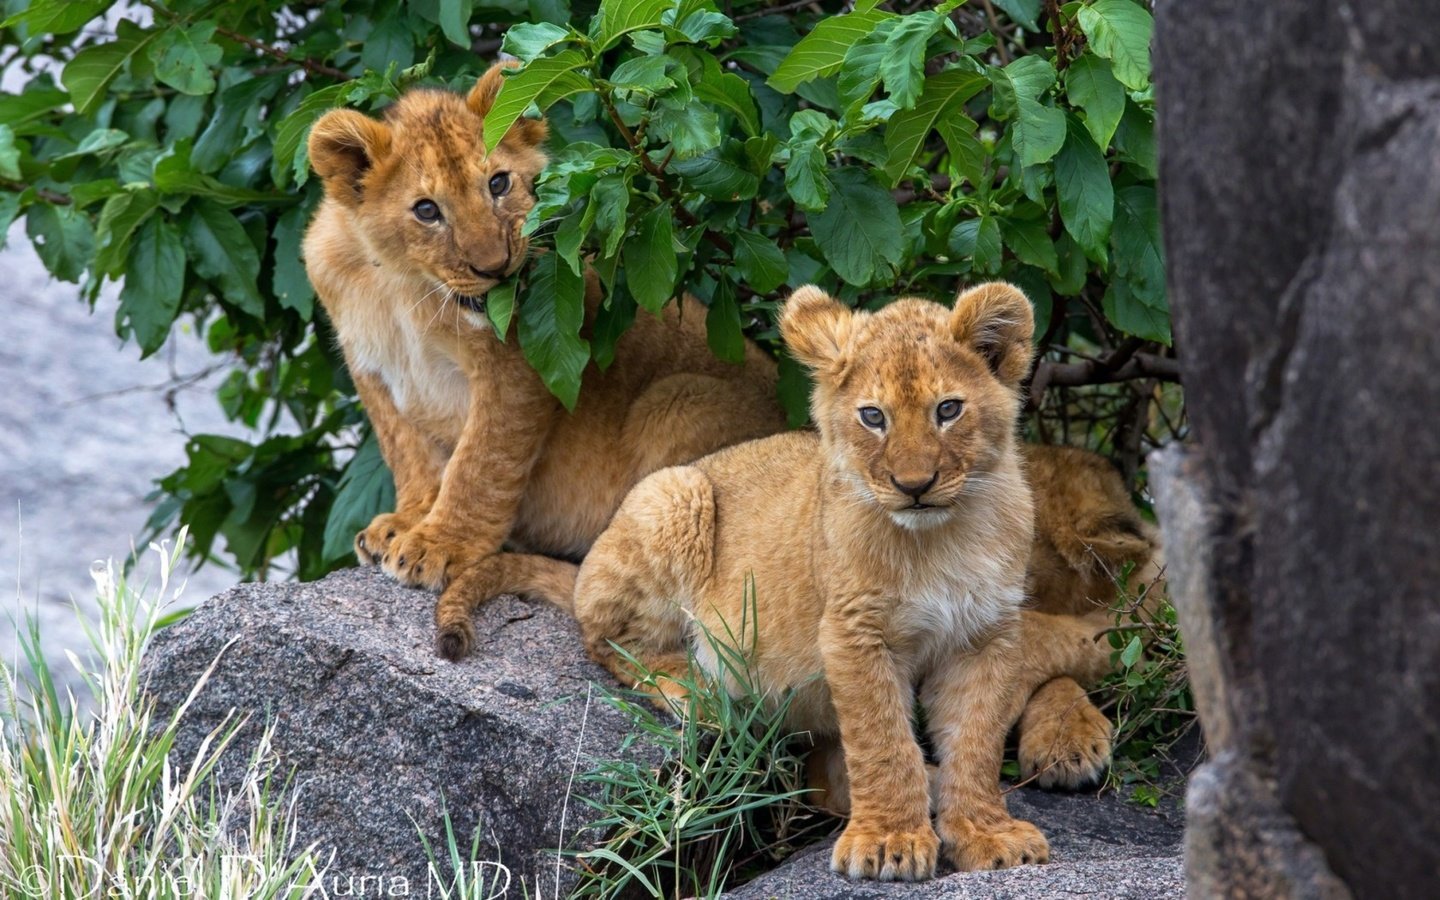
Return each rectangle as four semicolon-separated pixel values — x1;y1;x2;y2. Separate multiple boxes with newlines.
413;799;516;900
0;531;326;897
570;583;824;899
1098;566;1197;805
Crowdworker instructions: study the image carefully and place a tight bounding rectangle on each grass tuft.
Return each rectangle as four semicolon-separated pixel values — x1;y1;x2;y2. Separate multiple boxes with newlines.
0;530;326;897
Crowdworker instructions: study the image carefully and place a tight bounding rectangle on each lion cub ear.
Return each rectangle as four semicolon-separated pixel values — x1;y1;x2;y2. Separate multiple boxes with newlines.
309;109;392;204
780;285;855;374
949;282;1036;386
468;61;549;148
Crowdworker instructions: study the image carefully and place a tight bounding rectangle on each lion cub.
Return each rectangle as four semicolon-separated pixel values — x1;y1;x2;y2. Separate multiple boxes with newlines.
573;283;1050;880
303;63;783;659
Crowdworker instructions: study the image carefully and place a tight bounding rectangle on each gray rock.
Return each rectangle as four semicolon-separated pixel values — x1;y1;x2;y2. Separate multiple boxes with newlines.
726;786;1184;898
140;567;651;895
1155;2;1440;896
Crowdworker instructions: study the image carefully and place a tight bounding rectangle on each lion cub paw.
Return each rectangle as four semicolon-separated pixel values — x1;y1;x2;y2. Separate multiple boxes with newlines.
1019;698;1113;790
355;512;419;565
830;821;939;882
382;523;473;591
941;817;1049;871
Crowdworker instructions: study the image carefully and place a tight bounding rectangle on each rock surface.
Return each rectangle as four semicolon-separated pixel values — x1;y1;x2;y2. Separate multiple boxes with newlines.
728;786;1183;899
141;567;651;895
144;567;1186;897
1155;2;1440;897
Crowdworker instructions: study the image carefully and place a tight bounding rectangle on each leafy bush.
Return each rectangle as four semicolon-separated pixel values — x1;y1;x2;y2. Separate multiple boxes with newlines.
0;0;1170;579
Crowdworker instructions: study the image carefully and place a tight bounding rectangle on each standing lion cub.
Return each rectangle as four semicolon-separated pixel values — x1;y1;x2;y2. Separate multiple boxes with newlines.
302;63;783;659
573;282;1050;880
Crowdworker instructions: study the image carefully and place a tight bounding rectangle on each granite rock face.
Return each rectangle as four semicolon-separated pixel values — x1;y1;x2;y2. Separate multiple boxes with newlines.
1154;2;1440;897
728;787;1185;899
141;568;644;895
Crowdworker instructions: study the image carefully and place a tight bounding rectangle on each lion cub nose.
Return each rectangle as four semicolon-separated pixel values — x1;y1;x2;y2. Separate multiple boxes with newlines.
469;260;509;280
891;473;938;498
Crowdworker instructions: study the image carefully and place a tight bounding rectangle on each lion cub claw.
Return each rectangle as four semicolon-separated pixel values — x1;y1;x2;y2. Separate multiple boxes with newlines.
941;817;1050;871
831;822;940;882
355;511;421;566
382;523;473;591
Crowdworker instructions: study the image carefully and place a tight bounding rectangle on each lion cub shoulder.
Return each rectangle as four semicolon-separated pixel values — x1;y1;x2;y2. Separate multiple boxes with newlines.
574;282;1049;880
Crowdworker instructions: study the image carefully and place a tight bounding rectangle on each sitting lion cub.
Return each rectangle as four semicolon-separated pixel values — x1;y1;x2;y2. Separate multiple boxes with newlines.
302;63;783;659
573;282;1050;880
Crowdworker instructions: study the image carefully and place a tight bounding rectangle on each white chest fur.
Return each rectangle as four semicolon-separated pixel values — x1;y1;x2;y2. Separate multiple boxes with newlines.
336;289;471;422
889;534;1024;672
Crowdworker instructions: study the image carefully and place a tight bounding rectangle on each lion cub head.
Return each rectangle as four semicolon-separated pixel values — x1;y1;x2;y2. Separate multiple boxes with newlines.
308;63;547;304
781;282;1035;529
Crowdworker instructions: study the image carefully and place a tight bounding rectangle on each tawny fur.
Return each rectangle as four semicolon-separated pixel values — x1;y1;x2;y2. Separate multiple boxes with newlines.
1011;444;1166;790
573;283;1051;881
302;63;784;660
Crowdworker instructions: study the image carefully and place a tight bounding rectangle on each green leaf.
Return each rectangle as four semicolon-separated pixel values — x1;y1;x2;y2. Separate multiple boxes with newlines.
992;0;1042;30
671;142;761;200
272;83;349;186
183;201;265;318
2;0;109;35
1113;100;1156;178
0;125;20;179
1054;117;1114;262
272;204;316;319
624;203;678;314
733;232;788;294
1111;185;1167;310
693;60;759;137
323;432;395;564
1065;53;1125;150
486;279;517;340
768;10;894;93
0;87;69;135
878;11;945;109
94;189;160;278
193;74;285;174
948;215;1002;275
936;112;986;187
777;352;812;427
784;142;830;211
590;284;636;370
988;56;1064;167
1000;217;1058;275
0;193;21;243
439;0;474;46
1049;232;1088;295
809;167;904;286
1120;634;1143;668
116;216;185;355
650;103;721;160
500;21;572;62
55;127;130;160
883;67;988;186
609;55;674;95
62;21;156;115
362;15;416;73
706;277;746;364
483;49;590;149
149;22;222;95
1077;0;1154;90
1104;278;1169;345
26;203;95;283
594;0;671;50
519;253;591;410
590;172;631;259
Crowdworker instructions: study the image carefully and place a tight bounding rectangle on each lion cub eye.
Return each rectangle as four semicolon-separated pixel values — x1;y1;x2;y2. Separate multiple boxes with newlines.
412;199;442;223
859;406;886;430
488;172;511;197
937;399;963;424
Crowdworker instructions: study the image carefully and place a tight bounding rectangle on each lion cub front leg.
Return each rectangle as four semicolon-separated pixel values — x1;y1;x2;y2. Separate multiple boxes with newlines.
822;608;939;882
923;625;1049;872
385;377;557;592
351;371;445;565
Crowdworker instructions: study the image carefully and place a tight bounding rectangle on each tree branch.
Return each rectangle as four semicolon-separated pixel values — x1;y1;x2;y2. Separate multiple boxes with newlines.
0;179;71;205
212;24;351;81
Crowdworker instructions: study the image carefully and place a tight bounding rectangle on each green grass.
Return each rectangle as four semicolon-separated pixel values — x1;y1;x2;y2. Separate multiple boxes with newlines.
0;530;326;897
568;583;828;899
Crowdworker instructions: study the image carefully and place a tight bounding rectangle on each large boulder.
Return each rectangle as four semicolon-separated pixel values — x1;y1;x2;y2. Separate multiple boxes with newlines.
1154;2;1440;896
141;567;649;894
143;567;1186;897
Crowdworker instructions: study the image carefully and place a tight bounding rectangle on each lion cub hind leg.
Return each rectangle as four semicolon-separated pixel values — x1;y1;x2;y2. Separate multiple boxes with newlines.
1018;677;1113;790
573;466;717;709
434;553;579;661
